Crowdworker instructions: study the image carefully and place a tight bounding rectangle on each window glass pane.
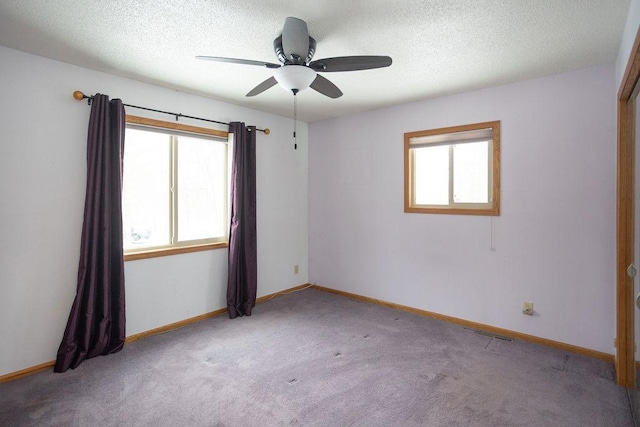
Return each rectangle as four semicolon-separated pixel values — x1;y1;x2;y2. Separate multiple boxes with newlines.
122;129;171;249
453;141;489;203
414;145;449;205
177;136;226;242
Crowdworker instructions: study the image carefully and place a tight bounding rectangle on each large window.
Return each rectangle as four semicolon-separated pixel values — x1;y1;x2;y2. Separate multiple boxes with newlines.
123;116;230;260
404;121;500;215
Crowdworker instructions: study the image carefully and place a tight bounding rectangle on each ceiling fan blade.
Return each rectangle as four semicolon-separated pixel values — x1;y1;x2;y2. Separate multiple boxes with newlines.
196;56;280;69
246;76;278;97
310;74;343;99
282;17;309;63
309;56;393;72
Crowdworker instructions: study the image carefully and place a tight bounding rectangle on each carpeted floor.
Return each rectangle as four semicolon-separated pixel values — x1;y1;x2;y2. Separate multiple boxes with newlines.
0;288;634;426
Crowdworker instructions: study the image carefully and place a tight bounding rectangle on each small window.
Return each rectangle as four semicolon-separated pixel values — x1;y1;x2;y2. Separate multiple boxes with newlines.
404;121;500;215
123;116;230;260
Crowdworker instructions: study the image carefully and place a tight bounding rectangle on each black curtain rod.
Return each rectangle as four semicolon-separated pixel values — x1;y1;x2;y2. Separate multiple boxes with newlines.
72;91;270;134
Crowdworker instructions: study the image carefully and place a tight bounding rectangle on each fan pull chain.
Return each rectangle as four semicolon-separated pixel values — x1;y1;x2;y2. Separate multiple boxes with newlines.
293;92;298;150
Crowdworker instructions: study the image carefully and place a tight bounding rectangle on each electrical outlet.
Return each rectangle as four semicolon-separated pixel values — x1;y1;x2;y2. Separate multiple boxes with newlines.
294;264;299;274
522;302;534;316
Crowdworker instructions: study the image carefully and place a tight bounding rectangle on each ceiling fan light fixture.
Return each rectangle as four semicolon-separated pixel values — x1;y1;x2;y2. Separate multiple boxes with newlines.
274;65;316;93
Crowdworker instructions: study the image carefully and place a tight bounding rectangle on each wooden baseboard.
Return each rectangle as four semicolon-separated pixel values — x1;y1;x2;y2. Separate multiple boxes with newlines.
311;285;614;363
126;283;313;344
125;308;228;344
0;361;55;384
0;283;312;384
256;283;313;304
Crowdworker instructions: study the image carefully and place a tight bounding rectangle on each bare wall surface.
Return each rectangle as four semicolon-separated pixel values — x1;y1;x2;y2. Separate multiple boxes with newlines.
616;0;639;88
308;64;616;354
0;46;308;377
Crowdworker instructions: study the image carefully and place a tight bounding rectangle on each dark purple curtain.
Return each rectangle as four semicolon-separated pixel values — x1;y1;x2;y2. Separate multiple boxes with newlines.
227;122;257;318
54;94;126;372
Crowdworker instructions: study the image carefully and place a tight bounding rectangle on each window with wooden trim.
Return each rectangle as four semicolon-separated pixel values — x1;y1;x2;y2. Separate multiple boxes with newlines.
123;115;230;260
404;121;500;215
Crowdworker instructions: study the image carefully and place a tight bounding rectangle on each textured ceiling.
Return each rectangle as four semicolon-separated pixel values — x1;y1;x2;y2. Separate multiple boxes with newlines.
0;1;631;122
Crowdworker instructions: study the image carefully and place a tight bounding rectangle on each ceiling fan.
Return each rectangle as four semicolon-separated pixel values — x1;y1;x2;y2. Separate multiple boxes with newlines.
197;17;392;99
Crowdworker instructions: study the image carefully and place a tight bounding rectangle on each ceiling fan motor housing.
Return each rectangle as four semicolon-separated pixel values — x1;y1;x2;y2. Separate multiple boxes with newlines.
274;35;316;65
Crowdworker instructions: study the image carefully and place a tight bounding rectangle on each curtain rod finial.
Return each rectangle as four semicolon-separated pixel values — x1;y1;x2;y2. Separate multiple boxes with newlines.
264;128;270;135
73;91;86;101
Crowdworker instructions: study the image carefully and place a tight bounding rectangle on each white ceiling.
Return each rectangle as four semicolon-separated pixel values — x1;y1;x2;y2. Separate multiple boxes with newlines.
0;1;630;123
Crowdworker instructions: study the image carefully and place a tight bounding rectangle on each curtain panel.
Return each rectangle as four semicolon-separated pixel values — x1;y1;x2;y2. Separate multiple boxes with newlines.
227;122;257;318
55;94;126;372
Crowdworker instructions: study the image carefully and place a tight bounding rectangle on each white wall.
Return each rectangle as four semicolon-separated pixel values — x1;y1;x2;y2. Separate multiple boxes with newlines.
309;64;616;354
617;0;639;89
0;46;308;377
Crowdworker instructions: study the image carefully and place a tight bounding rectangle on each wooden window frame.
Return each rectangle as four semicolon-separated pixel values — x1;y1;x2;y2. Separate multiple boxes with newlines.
123;115;229;261
404;121;501;216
